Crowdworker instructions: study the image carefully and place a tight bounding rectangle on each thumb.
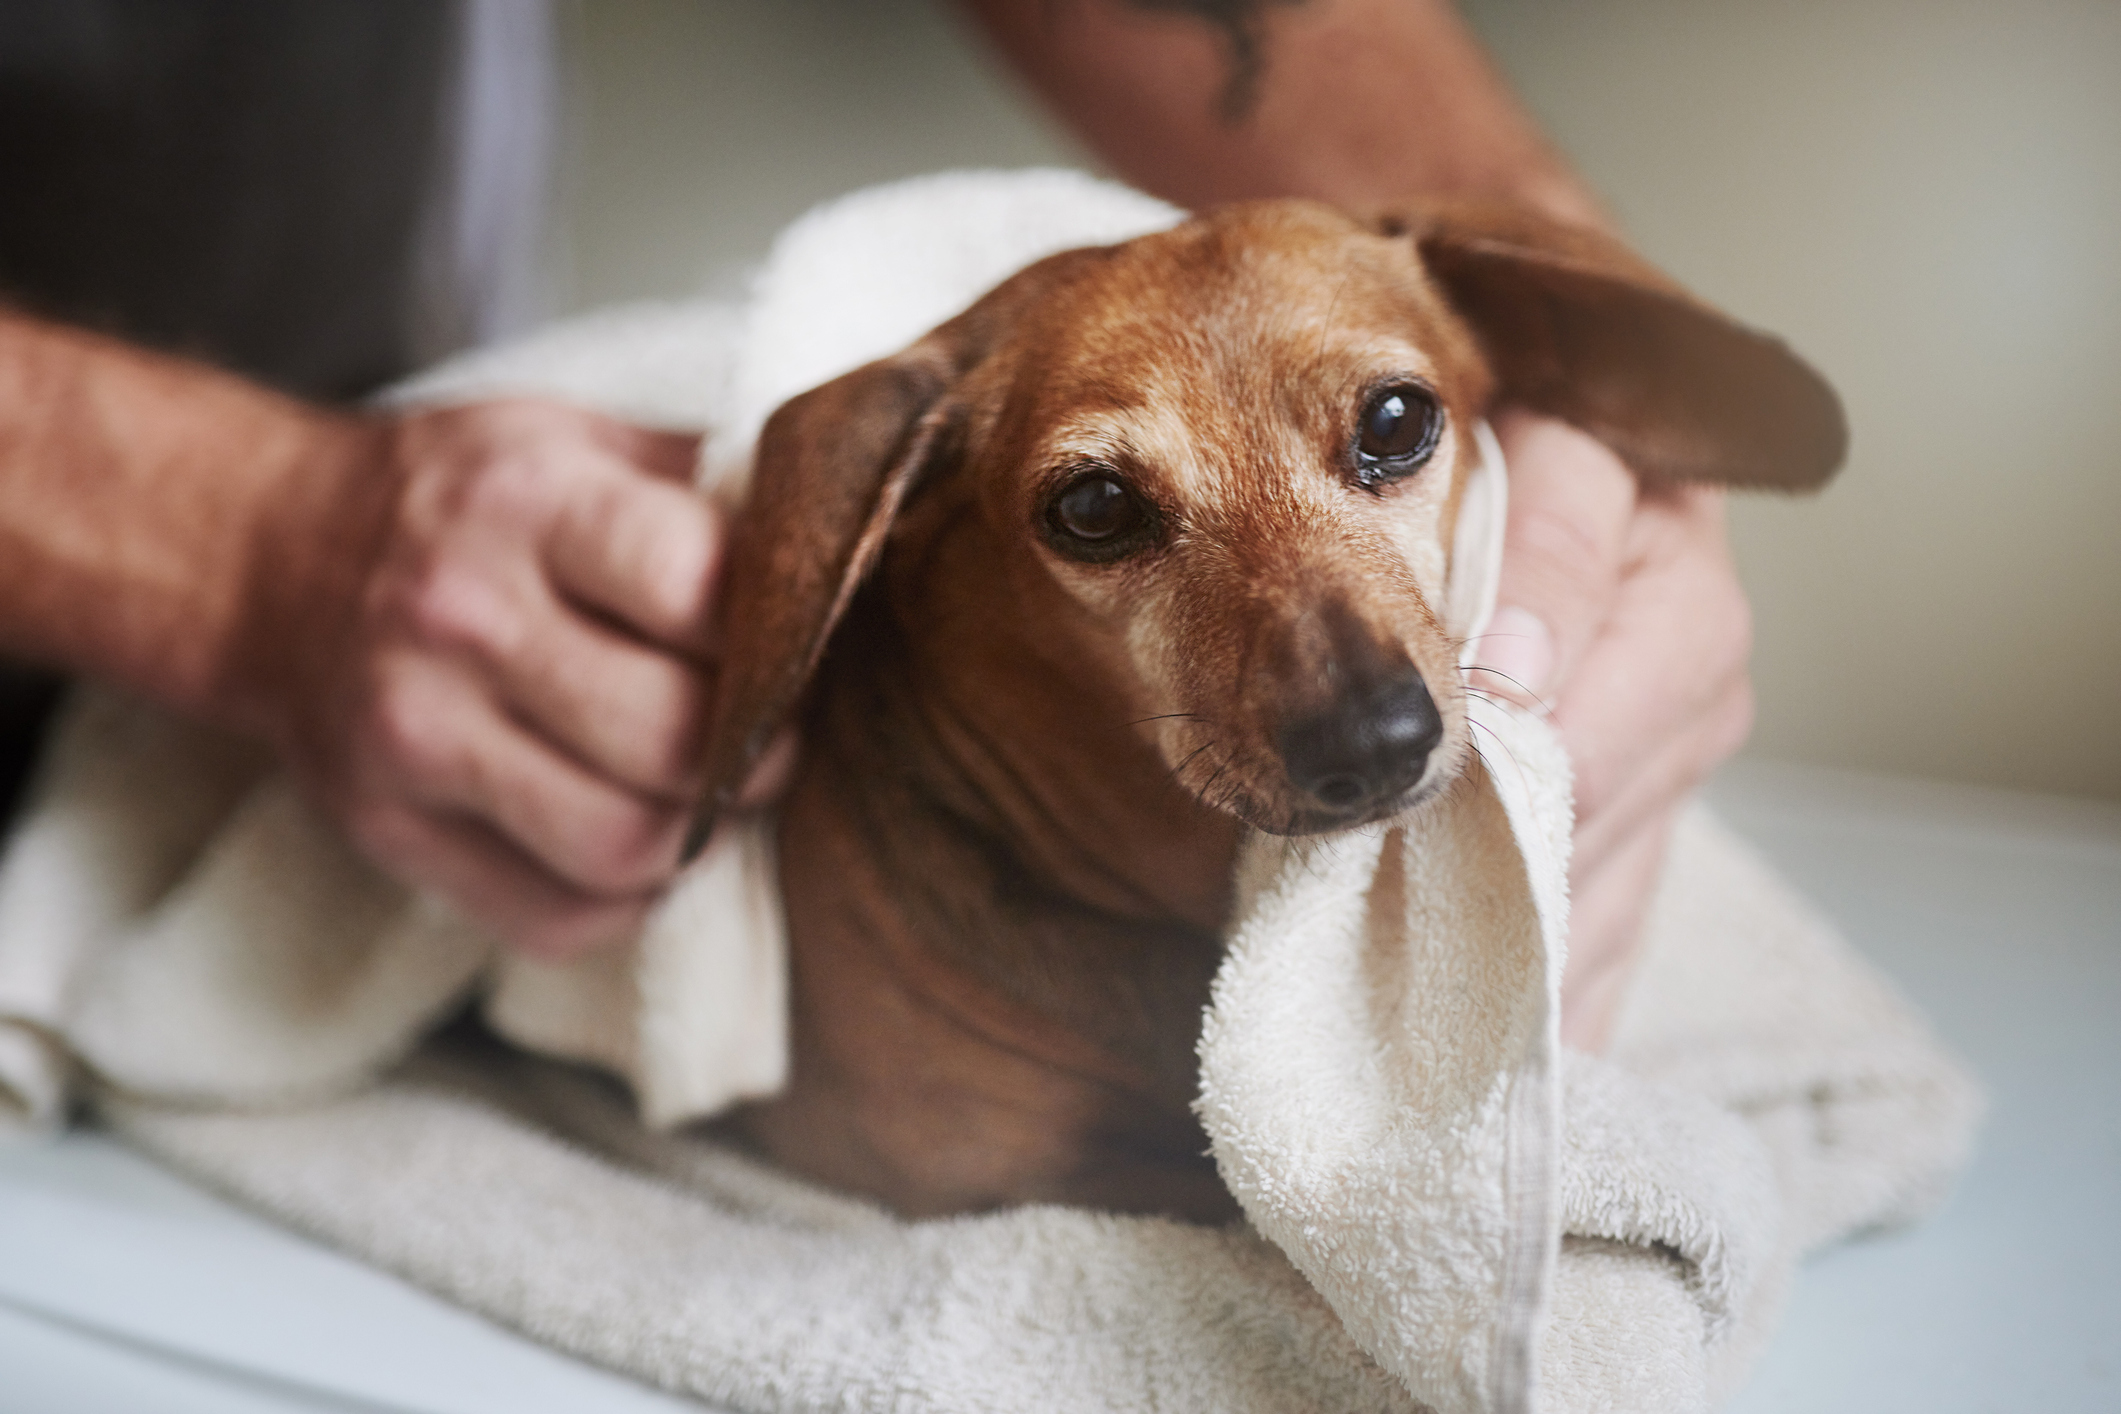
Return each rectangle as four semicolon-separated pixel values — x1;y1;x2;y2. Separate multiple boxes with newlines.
1471;411;1637;708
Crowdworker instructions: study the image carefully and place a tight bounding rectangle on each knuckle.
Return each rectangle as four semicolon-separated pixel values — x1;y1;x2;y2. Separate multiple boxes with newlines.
404;430;565;536
585;481;716;620
638;545;712;631
465;449;566;525
398;563;525;660
636;497;717;608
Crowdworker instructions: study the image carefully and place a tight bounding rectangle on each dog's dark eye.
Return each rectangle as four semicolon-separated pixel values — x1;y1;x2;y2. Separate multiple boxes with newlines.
1045;473;1155;561
1354;384;1442;486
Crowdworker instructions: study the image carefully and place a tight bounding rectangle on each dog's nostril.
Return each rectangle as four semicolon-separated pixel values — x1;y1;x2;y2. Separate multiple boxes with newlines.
1279;672;1444;817
1311;773;1369;810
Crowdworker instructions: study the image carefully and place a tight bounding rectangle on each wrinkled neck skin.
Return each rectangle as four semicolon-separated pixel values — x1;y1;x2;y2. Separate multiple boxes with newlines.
732;528;1245;1223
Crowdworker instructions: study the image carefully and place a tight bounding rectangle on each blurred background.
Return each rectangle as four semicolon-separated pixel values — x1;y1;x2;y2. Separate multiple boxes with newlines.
533;0;2121;803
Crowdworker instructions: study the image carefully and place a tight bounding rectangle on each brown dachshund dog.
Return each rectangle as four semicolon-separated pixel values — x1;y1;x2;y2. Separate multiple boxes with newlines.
690;199;1843;1223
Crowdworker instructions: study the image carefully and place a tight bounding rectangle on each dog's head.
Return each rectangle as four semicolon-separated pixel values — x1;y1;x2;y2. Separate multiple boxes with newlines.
694;200;1843;842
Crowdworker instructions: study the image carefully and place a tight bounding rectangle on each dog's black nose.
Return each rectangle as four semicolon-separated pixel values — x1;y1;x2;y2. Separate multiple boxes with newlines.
1279;672;1443;817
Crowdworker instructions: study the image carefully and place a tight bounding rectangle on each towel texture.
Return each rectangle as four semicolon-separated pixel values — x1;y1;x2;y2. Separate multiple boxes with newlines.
0;170;1980;1414
1199;694;1572;1414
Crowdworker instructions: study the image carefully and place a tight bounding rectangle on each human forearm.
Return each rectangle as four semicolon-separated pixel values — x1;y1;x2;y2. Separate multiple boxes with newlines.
0;311;381;728
960;0;1602;225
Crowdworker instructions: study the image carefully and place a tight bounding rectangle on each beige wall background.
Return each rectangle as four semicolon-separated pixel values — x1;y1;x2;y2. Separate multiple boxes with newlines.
544;0;2121;802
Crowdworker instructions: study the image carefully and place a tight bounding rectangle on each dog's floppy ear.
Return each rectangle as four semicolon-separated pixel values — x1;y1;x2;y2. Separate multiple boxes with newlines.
689;348;952;845
1392;202;1847;491
688;251;1097;849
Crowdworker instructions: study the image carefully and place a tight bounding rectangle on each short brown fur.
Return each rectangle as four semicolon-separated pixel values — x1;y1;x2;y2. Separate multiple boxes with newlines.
697;200;1843;1221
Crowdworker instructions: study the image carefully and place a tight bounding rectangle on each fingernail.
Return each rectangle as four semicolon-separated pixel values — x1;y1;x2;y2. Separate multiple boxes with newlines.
1473;607;1555;700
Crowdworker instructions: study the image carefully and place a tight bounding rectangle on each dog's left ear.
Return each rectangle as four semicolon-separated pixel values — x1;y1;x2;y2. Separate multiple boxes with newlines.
1389;203;1847;491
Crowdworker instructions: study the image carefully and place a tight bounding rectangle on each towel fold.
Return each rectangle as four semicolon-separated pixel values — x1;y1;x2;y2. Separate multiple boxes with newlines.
0;170;1980;1414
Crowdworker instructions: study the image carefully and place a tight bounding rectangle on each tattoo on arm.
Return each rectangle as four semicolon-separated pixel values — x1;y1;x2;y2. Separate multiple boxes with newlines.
1127;0;1312;124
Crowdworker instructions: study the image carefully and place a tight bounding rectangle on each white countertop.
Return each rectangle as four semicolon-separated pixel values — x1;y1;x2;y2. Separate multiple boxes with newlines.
3;760;2116;1413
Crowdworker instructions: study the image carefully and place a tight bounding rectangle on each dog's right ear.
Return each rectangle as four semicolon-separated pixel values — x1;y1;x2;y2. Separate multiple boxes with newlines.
687;250;1100;851
686;345;954;849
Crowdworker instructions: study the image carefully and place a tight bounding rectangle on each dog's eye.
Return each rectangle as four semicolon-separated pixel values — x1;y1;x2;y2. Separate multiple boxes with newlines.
1045;473;1155;561
1052;475;1141;541
1354;384;1442;485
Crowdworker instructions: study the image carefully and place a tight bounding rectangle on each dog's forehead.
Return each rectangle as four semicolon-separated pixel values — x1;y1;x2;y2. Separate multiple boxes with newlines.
975;203;1479;479
1046;206;1448;374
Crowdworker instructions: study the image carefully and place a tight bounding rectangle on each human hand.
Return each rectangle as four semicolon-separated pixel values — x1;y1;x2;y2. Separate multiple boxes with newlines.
241;400;791;959
1471;410;1755;1052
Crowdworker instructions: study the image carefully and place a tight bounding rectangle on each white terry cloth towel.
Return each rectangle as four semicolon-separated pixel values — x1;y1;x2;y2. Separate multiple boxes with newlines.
0;171;1980;1414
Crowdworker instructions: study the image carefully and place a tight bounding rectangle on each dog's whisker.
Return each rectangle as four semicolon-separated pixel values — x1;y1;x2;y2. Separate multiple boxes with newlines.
1170;741;1216;779
1187;750;1221;805
1196;757;1232;812
1170;743;1236;814
1466;716;1531;789
1129;711;1212;728
1457;664;1553;715
1461;688;1523;716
